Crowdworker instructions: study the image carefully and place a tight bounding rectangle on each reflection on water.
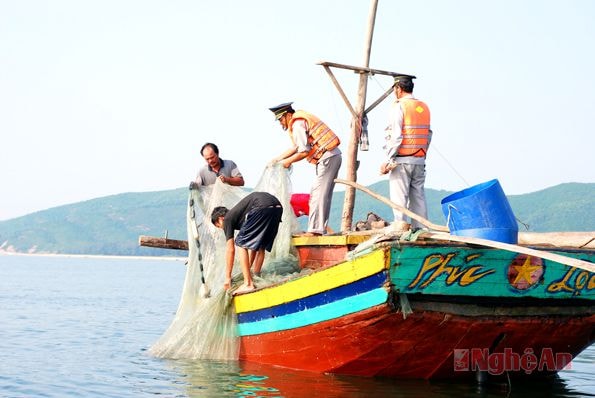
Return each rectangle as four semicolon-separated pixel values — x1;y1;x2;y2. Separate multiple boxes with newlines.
164;353;595;398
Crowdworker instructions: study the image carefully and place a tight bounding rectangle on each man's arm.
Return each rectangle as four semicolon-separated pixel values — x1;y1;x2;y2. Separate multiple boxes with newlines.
191;171;204;189
281;151;308;168
221;175;245;186
280;119;309;168
272;147;298;163
222;161;245;186
224;238;235;290
385;102;404;160
380;102;403;174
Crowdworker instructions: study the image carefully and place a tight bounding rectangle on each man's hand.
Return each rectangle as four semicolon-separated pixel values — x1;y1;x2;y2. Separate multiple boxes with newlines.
282;159;292;169
224;277;231;290
380;161;397;175
189;181;199;190
219;175;226;184
379;163;389;175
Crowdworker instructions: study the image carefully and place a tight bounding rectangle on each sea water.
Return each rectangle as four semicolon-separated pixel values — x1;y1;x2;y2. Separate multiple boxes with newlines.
1;254;593;398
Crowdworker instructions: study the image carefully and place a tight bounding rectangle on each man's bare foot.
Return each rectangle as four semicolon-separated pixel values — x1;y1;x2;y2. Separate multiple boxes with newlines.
234;284;256;295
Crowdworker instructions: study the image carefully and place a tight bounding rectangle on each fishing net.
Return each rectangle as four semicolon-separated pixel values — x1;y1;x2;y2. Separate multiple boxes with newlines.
149;165;303;360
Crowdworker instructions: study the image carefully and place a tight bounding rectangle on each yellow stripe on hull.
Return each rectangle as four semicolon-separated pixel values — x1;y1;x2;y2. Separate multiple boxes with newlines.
234;247;389;314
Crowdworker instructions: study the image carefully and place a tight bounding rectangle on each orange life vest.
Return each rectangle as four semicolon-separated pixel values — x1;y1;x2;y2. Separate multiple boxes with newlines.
290;110;340;164
397;98;431;158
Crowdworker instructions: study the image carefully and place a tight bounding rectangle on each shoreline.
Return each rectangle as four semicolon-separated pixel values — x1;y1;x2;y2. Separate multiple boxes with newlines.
0;251;186;262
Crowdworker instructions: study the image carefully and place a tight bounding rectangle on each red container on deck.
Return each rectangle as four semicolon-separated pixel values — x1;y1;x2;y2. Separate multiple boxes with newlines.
290;194;310;217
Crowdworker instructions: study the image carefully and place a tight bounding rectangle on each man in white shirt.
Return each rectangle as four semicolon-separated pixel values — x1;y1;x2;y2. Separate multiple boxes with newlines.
380;75;432;230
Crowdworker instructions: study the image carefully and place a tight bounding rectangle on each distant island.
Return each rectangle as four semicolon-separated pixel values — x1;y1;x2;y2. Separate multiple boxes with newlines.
0;181;593;256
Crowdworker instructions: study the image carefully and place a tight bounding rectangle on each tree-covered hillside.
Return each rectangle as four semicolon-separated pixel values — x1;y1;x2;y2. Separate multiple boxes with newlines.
0;182;593;256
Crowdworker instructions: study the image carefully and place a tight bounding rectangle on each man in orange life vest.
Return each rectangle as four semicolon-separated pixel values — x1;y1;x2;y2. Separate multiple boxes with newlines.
380;75;432;230
269;102;342;236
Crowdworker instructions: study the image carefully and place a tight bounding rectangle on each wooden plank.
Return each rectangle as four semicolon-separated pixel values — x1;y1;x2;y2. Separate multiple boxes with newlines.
422;231;595;273
519;231;595;249
317;61;413;78
292;233;372;247
138;235;188;250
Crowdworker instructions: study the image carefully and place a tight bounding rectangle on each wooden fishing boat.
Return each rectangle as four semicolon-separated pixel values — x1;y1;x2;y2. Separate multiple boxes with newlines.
233;227;594;380
140;188;595;381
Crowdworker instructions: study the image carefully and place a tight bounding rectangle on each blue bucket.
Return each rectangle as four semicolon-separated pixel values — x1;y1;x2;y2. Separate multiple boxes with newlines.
440;179;518;244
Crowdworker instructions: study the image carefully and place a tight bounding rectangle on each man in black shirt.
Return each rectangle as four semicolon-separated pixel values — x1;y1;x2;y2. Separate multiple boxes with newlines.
211;192;283;293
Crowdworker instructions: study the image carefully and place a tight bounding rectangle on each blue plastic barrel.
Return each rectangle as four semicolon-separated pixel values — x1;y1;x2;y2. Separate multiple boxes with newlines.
440;179;518;244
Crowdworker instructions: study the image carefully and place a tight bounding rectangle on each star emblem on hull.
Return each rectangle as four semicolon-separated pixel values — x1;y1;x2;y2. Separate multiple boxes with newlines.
507;254;544;290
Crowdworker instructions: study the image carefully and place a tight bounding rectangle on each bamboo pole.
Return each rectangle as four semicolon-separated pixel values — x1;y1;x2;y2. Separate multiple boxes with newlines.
340;0;379;232
423;231;595;273
335;178;449;232
365;85;395;114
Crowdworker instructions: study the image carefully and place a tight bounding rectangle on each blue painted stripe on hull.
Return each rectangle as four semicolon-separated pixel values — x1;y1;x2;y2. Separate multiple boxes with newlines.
237;271;387;324
237;288;389;336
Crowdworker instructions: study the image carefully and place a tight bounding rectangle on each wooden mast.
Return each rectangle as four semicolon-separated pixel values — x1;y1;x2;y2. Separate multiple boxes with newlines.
339;0;378;232
319;0;411;232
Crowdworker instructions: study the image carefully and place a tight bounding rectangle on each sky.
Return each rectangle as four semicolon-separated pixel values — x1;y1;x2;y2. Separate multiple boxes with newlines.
1;0;594;221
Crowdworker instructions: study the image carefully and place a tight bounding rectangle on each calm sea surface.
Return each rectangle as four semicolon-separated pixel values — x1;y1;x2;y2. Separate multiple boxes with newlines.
0;254;593;398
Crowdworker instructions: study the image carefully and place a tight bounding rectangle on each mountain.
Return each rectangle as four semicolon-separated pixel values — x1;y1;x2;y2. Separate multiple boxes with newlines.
0;188;188;256
333;181;595;233
0;182;593;256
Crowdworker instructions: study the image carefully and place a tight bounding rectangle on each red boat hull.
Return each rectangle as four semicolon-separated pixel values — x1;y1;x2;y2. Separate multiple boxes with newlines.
240;303;595;379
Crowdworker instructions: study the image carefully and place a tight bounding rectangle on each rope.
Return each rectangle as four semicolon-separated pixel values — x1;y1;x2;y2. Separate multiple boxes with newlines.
431;144;471;187
189;194;210;298
445;203;458;230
